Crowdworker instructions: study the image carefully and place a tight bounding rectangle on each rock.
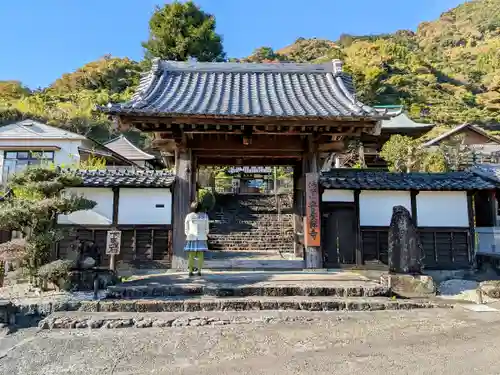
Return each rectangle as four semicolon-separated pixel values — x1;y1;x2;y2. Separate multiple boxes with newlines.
82;257;96;269
189;319;207;327
134;318;153;328
75;321;88;329
88;319;104;329
152;319;173;328
172;318;189;327
388;206;424;274
480;280;500;299
381;274;436;298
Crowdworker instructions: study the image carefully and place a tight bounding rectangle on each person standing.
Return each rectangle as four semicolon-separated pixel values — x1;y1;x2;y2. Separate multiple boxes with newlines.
184;201;209;276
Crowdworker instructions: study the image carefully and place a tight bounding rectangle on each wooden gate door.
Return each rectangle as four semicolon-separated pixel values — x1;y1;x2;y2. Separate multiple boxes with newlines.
322;205;356;267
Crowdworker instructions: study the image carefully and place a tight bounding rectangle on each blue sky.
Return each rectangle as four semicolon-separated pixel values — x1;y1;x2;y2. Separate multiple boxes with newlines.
1;0;465;89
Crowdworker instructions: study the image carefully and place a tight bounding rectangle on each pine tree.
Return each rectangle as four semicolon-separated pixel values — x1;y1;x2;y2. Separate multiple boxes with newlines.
0;167;96;281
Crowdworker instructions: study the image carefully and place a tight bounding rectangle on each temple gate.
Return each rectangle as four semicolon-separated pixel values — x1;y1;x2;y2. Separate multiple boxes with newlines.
100;59;389;269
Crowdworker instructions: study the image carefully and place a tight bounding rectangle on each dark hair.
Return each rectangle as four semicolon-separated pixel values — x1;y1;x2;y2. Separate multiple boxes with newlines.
190;200;202;213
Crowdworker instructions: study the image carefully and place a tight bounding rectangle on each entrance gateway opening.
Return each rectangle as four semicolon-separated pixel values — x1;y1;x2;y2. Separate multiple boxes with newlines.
99;59;390;269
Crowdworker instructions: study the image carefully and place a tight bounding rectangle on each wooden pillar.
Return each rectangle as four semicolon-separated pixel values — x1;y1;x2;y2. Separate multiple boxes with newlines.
467;190;476;266
410;190;419;226
172;147;192;270
354;190;362;265
109;187;120;272
293;162;304;258
304;136;322;269
190;154;198;202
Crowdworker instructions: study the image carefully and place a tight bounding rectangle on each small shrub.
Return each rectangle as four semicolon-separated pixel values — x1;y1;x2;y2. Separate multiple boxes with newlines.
38;259;75;290
198;188;215;212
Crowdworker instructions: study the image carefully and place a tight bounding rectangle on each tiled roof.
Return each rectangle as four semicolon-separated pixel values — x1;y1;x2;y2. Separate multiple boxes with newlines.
74;170;175;188
320;169;495;191
103;135;155;161
0;119;86;140
381;113;434;130
100;60;387;119
423;123;500;147
470;163;500;183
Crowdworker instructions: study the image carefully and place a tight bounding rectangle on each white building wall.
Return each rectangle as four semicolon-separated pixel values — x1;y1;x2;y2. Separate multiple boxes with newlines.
57;187;113;225
0;139;82;167
359;191;412;226
416;191;469;227
118;188;172;225
322;189;354;202
0;139;82;185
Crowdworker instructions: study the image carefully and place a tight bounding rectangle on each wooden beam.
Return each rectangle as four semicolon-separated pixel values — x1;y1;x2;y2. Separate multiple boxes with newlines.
187;136;305;152
196;157;299;166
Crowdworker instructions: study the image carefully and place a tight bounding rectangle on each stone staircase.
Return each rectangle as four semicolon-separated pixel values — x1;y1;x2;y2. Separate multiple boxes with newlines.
208;194;294;254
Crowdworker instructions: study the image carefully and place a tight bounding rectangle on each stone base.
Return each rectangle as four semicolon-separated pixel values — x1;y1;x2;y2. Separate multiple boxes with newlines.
479;280;500;299
381;274;436;298
0;300;15;325
68;269;119;291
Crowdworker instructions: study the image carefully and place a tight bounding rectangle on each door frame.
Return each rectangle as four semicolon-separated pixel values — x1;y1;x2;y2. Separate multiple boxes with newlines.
321;202;358;267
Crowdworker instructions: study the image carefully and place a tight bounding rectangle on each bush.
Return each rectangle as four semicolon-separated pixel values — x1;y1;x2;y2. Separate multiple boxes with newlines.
38;259;75;290
198;188;215;212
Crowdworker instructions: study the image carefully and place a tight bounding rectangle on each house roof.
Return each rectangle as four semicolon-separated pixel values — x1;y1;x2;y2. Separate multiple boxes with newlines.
423;123;500;147
381;113;434;130
100;59;388;120
0;119;86;140
320;169;495;191
470;163;500;184
74;170;175;188
103;135;155;161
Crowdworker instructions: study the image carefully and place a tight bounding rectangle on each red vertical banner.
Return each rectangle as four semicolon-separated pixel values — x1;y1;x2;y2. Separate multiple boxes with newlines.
304;173;321;247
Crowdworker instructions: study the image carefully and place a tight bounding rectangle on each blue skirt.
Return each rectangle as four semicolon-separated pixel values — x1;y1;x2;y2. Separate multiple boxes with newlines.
184;240;208;252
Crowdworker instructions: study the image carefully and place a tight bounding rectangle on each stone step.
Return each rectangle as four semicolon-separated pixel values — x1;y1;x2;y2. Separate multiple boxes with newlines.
35;310;362;330
38;299;448;329
106;283;389;299
56;296;447;317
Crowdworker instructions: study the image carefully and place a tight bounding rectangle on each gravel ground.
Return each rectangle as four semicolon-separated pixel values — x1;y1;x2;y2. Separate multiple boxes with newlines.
2;308;500;374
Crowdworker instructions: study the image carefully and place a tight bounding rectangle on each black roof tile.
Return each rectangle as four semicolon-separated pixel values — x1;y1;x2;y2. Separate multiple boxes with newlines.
74;170;175;188
100;60;389;120
320;169;495;191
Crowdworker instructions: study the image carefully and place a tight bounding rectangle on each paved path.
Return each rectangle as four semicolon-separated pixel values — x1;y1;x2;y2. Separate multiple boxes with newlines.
2;307;500;374
121;270;377;288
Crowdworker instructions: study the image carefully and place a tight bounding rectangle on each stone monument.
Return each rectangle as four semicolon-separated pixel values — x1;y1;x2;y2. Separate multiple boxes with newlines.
388;205;424;274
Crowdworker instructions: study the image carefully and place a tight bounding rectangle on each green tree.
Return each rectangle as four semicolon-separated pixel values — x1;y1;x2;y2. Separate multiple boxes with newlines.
142;1;225;62
380;135;426;172
0;167;96;280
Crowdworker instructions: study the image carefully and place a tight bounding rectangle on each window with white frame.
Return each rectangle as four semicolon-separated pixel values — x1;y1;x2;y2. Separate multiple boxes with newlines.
2;151;55;182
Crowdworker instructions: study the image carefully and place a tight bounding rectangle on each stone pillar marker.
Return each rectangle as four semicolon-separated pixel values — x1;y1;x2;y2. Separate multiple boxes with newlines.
388;205;424;274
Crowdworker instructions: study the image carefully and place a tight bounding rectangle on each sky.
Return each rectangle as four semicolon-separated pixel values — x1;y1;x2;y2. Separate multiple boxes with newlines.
0;0;467;89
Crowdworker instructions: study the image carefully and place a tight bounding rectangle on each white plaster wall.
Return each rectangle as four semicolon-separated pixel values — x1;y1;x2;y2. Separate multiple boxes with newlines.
322;189;355;202
118;188;172;225
360;191;412;226
417;191;468;227
57;187;113;225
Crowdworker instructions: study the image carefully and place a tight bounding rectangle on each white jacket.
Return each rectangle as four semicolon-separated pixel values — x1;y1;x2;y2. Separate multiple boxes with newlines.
184;212;210;241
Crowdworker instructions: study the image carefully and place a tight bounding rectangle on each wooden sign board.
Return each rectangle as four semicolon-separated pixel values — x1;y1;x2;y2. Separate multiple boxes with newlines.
304;173;321;247
106;230;122;255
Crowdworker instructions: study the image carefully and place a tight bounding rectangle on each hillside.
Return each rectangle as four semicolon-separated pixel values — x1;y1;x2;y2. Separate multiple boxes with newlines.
0;0;499;146
247;0;500;127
